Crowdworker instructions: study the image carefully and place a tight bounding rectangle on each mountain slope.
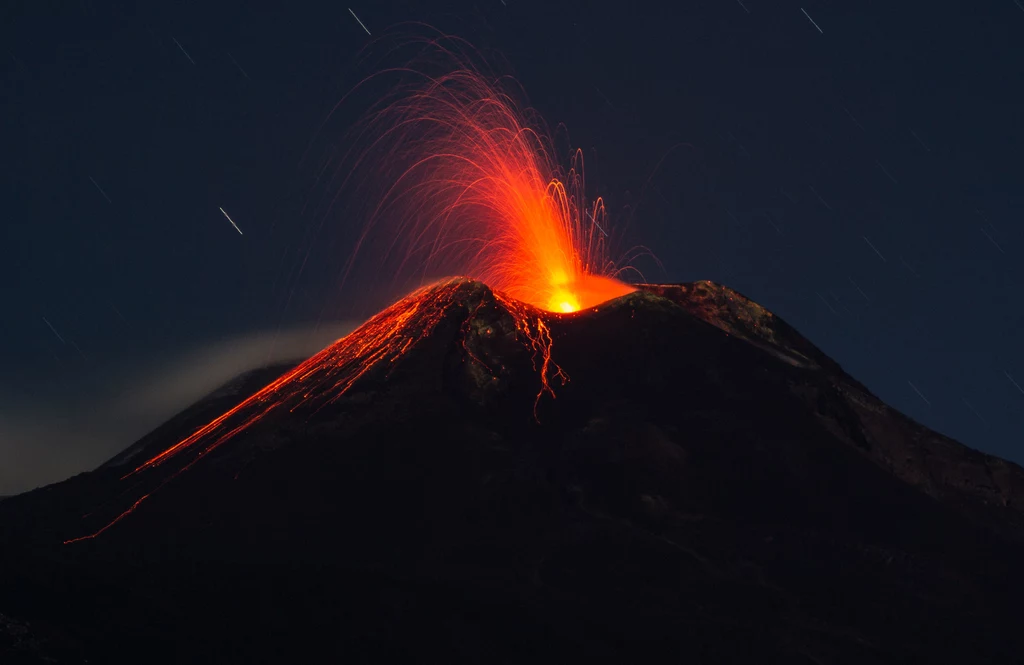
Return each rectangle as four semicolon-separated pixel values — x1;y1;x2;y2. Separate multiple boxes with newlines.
1;279;1022;664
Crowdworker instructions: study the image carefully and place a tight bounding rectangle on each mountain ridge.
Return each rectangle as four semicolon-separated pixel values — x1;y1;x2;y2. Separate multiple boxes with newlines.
1;278;1022;664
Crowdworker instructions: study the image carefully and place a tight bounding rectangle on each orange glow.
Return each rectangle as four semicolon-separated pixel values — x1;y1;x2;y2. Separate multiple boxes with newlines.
65;279;581;543
493;291;569;415
67;280;471;543
63;492;152;545
343;49;635;312
65;46;639;544
130;280;468;477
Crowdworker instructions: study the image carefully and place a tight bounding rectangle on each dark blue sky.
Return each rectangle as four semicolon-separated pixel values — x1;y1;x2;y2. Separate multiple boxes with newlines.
2;0;1023;491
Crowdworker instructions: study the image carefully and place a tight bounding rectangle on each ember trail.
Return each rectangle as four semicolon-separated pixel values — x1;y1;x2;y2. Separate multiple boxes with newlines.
338;42;635;313
66;48;635;543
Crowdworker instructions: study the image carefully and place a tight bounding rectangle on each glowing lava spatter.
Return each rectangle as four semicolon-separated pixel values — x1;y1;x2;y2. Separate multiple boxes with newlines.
493;290;568;413
66;43;637;543
340;45;635;313
65;280;573;543
131;280;469;477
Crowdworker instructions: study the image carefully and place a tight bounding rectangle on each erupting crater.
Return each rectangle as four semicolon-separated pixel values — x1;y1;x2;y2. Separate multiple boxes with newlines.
333;41;639;314
66;41;641;543
65;277;637;544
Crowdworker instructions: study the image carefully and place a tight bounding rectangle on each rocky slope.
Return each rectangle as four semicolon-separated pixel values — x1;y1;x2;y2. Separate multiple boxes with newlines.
1;279;1022;664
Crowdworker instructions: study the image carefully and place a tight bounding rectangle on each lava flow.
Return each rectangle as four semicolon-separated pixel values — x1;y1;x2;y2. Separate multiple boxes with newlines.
65;279;566;543
66;45;635;543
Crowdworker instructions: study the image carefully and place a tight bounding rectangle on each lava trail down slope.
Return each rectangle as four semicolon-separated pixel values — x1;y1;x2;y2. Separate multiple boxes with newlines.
1;280;1023;665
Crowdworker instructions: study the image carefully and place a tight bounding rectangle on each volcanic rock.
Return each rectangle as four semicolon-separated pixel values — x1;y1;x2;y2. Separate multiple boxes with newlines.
1;279;1022;664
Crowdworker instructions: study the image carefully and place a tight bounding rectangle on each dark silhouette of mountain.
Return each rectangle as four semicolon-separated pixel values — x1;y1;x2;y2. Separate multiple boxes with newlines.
2;279;1022;664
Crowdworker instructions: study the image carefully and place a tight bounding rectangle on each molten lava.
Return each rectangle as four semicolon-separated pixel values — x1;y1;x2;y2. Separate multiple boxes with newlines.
65;280;570;543
341;47;635;312
66;41;638;544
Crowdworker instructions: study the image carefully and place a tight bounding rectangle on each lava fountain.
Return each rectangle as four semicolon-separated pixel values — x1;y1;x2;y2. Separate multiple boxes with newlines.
338;41;635;312
65;39;637;544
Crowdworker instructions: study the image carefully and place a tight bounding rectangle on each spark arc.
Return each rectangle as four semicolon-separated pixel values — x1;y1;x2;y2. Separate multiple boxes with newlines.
341;49;635;312
66;46;636;543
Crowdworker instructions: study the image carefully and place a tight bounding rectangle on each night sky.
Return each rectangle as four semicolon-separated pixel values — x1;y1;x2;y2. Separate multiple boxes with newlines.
3;0;1023;494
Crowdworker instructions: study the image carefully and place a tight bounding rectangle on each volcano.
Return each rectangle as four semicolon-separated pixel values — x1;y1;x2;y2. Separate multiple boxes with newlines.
2;280;1023;664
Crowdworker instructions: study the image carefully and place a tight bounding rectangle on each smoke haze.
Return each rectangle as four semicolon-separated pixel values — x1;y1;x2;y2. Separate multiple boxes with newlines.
0;323;357;496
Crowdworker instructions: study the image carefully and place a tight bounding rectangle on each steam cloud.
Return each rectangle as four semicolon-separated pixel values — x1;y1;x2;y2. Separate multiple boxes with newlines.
0;323;357;497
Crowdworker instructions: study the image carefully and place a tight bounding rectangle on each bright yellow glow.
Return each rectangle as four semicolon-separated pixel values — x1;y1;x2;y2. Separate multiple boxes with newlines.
354;64;636;313
548;288;581;313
